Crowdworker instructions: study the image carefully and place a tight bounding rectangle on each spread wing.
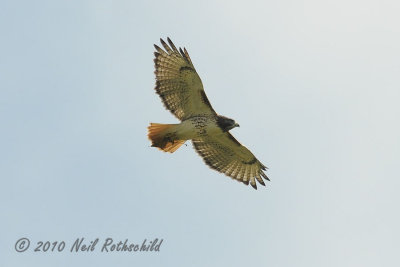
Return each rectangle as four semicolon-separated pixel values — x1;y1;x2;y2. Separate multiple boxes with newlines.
192;133;269;189
153;38;216;121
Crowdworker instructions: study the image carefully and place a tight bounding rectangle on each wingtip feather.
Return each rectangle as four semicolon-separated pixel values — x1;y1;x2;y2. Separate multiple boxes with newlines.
261;172;270;181
251;183;257;190
167;37;178;52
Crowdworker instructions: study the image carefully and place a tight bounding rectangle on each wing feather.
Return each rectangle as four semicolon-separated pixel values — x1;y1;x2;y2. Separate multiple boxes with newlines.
154;38;216;120
192;133;268;189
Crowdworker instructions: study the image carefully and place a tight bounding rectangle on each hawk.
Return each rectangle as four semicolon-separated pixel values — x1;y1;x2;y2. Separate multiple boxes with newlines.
148;38;269;189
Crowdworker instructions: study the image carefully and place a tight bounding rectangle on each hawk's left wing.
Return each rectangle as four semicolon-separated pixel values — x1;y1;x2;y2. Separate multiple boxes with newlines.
192;133;269;189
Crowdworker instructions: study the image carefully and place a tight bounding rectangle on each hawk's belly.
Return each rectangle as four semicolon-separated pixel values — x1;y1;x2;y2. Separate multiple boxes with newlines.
176;116;222;140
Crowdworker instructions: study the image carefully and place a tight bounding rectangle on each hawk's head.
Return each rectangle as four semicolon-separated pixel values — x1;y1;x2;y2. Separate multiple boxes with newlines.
216;115;240;132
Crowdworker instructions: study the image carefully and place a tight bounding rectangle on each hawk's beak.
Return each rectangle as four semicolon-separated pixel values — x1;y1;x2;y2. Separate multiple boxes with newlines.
235;123;240;128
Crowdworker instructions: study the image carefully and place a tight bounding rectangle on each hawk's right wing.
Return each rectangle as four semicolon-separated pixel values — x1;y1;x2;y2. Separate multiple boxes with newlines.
153;38;216;121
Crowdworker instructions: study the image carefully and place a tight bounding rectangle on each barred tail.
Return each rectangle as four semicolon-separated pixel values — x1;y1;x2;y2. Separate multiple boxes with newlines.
147;123;185;153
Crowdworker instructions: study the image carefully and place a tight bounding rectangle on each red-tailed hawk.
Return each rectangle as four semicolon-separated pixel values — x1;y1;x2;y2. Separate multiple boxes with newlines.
148;38;269;189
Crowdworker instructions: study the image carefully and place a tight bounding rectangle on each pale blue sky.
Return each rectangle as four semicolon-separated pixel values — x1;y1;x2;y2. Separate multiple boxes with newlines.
1;0;399;266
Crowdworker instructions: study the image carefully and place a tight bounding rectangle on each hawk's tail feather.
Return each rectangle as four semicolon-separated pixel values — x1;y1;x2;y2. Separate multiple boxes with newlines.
147;123;185;153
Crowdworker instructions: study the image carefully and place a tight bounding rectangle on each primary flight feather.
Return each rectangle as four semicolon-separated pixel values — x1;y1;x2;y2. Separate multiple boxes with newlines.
148;38;269;189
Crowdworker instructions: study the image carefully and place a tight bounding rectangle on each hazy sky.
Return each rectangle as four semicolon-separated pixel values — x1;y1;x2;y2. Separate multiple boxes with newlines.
1;0;399;266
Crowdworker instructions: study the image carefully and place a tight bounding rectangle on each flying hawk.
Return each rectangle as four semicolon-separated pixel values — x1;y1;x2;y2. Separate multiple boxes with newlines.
148;38;269;189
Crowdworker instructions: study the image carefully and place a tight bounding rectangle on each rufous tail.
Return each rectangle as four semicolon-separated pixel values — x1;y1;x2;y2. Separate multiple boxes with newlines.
147;123;185;153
